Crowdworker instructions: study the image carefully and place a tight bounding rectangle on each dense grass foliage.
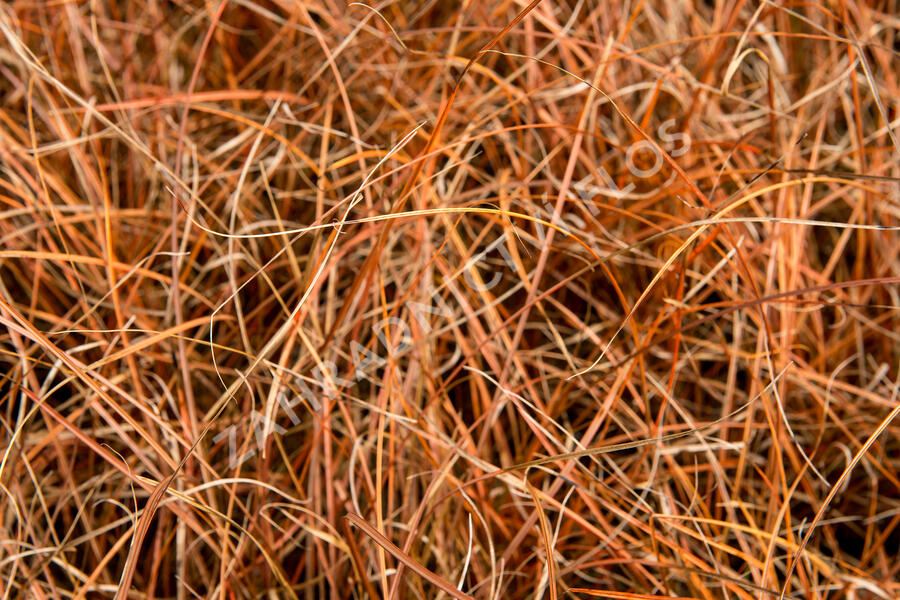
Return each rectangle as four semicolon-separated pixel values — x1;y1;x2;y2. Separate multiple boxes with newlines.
1;1;899;598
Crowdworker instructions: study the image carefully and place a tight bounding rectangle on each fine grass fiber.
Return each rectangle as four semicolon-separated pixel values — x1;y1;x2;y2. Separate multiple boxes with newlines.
1;1;899;599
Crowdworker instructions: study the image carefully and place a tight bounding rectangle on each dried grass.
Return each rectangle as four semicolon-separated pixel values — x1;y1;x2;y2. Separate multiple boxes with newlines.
1;1;899;599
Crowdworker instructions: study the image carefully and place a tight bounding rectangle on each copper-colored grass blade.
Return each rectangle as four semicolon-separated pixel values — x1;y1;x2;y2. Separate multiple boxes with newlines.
571;591;698;600
344;513;475;600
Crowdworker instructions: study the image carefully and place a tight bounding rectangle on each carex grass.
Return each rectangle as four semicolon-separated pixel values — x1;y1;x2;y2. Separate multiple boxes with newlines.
1;1;899;599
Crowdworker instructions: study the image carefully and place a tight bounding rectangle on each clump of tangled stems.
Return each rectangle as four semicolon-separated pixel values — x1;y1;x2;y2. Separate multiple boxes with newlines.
1;1;899;599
